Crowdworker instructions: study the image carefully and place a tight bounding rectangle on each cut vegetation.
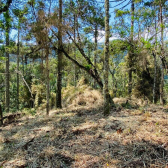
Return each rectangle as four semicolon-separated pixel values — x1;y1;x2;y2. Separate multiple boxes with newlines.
0;99;168;167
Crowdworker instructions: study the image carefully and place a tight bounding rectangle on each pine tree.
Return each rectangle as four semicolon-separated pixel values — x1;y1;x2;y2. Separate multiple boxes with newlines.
104;0;110;115
159;0;164;105
5;10;10;112
128;0;134;97
56;0;63;108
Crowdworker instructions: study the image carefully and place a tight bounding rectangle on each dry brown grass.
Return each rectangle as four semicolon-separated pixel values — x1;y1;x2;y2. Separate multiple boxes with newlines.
0;98;168;167
62;81;103;108
113;96;148;107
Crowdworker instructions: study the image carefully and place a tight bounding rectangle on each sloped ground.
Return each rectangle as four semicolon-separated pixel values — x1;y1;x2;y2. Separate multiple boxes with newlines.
0;103;168;168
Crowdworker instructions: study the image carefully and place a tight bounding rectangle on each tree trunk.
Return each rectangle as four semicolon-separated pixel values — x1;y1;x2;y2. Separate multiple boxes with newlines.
74;14;77;87
56;0;63;108
160;64;164;105
17;25;20;110
104;0;110;115
5;10;10;112
22;55;24;76
94;24;98;88
46;49;50;115
128;0;134;97
153;52;157;104
160;2;164;105
153;9;157;104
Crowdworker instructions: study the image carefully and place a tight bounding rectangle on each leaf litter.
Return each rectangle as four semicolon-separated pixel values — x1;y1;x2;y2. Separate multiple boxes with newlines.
0;101;168;167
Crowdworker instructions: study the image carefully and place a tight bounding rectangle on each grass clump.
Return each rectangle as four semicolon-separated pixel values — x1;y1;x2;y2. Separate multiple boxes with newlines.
62;77;103;108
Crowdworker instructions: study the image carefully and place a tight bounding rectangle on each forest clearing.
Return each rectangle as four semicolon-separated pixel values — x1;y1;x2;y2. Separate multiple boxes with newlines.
1;0;168;167
0;84;168;168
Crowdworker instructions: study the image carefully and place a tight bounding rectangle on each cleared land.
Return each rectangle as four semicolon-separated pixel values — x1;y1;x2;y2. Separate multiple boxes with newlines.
0;101;168;168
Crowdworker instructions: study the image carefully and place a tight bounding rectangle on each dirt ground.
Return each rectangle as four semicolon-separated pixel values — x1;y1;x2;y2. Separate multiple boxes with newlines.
0;103;168;168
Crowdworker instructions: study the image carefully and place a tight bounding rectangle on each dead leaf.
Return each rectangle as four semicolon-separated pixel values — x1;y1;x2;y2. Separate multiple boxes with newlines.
117;128;123;134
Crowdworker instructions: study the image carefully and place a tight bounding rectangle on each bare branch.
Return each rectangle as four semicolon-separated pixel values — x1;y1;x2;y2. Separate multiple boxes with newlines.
15;70;33;98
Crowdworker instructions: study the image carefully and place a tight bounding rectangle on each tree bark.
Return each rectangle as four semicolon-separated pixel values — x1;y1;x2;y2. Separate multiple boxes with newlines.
74;14;77;87
104;0;110;115
46;49;50;115
153;52;157;104
56;0;63;108
94;23;98;88
5;10;10;112
128;0;134;97
160;2;164;105
17;25;20;110
153;8;157;104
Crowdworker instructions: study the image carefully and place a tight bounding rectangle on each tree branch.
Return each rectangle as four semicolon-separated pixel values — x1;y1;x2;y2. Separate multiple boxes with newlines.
15;70;33;98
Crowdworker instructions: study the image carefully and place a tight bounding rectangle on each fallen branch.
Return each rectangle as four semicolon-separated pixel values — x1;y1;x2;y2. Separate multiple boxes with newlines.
0;113;23;124
22;137;35;150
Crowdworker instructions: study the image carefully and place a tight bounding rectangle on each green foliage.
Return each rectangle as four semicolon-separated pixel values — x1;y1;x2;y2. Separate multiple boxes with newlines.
32;83;46;108
140;37;152;49
27;0;36;7
115;10;129;17
23;108;36;116
12;8;28;18
110;40;128;54
38;1;45;8
84;27;92;34
0;20;5;29
85;64;92;71
0;0;168;114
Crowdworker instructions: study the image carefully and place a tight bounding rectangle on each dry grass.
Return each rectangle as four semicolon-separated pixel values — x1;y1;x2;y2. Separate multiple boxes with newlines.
0;98;168;167
62;81;103;108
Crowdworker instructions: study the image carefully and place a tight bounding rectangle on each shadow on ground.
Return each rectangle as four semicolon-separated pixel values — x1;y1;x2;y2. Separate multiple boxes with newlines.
0;105;168;167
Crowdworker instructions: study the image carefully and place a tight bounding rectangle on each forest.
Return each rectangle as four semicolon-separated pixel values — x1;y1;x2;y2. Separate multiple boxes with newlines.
0;0;168;167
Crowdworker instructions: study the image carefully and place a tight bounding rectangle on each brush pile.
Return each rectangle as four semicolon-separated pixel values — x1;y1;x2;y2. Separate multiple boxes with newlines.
62;77;103;108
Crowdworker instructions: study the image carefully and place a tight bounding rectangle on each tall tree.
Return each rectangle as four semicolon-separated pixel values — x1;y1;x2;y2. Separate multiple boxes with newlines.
37;9;50;115
13;7;28;110
56;0;63;108
94;22;98;88
159;0;164;105
153;4;157;104
46;48;50;115
17;22;20;110
128;0;134;96
5;10;10;112
104;0;110;115
73;14;77;87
